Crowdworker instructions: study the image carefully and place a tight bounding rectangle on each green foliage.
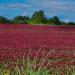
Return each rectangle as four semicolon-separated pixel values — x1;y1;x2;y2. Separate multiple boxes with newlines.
0;10;75;25
0;58;50;75
65;22;75;25
31;10;47;24
48;16;62;25
0;16;9;24
13;16;29;24
72;72;75;75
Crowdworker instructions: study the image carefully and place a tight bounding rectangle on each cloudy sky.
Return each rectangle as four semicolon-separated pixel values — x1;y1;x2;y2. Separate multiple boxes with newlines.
0;0;75;22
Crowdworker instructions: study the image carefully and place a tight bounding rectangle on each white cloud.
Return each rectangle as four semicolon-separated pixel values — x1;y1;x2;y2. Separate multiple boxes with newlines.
0;3;32;9
0;0;75;12
21;11;31;16
28;0;75;12
0;0;75;21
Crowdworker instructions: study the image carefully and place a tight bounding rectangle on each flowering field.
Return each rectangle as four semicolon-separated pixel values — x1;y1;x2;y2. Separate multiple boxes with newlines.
0;24;75;75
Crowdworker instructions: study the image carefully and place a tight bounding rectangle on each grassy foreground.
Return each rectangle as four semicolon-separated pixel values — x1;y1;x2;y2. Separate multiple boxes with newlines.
0;48;75;75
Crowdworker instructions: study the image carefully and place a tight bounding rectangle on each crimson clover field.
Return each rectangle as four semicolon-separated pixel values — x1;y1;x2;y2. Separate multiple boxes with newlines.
0;24;75;75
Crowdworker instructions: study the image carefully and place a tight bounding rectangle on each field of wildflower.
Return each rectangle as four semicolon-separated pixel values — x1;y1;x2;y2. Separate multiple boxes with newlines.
0;24;75;75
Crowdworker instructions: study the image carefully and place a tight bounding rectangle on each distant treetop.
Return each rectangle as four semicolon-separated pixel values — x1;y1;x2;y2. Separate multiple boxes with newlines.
0;10;75;25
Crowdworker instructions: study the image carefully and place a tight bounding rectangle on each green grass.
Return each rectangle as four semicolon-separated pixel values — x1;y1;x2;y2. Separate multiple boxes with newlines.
0;59;50;75
0;48;75;75
0;58;75;75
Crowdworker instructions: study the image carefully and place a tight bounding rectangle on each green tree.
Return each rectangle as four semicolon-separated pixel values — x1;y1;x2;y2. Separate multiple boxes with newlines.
0;16;9;24
48;16;62;25
13;16;29;24
31;10;47;24
66;22;75;25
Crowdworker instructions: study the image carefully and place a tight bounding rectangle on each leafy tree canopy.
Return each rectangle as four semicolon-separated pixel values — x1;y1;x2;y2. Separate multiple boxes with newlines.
0;10;75;26
13;16;29;24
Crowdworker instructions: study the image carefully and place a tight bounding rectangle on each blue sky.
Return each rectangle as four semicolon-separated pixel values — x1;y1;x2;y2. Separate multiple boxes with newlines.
0;0;75;22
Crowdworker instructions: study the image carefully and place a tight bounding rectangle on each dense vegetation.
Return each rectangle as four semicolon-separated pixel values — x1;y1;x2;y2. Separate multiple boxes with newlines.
0;25;75;75
0;10;75;25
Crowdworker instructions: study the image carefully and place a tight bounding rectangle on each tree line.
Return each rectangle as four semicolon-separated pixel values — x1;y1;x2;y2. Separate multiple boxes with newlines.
0;10;75;25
